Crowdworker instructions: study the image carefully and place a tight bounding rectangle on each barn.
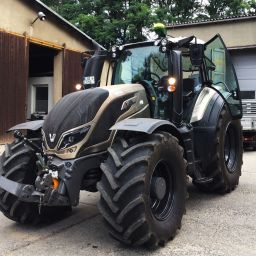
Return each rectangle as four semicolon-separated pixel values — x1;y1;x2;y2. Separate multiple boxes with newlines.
0;0;102;143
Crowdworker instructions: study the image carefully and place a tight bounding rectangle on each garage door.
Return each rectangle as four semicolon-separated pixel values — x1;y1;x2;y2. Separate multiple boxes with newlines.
230;49;256;98
230;49;256;123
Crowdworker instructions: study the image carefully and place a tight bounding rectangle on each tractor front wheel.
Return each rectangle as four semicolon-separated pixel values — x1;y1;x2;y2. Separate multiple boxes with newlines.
97;132;187;247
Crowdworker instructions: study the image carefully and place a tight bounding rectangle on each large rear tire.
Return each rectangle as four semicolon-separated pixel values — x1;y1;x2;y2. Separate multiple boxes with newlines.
0;140;71;224
194;106;243;193
97;132;187;247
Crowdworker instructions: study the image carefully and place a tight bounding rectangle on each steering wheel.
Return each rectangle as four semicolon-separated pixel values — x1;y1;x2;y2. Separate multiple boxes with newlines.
148;72;161;85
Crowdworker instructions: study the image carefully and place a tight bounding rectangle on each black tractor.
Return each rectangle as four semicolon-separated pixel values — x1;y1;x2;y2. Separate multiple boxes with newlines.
0;34;243;247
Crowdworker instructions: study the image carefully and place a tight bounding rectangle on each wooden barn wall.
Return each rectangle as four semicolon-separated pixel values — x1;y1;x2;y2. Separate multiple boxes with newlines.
62;49;83;96
0;32;28;143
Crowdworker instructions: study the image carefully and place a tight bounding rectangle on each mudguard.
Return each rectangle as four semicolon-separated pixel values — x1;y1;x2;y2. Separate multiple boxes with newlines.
192;90;226;166
110;118;178;134
8;120;44;132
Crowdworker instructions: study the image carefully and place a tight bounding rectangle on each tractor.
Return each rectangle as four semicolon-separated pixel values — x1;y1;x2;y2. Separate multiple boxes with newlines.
0;33;243;247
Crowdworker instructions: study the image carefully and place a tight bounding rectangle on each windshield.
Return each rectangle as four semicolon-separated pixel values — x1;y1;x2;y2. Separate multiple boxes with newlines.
113;46;168;84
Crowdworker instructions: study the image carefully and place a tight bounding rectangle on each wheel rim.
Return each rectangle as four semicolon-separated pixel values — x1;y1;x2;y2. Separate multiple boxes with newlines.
150;160;174;221
224;123;237;173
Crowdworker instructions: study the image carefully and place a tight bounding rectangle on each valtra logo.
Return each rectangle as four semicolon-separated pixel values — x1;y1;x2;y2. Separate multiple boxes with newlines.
49;133;56;143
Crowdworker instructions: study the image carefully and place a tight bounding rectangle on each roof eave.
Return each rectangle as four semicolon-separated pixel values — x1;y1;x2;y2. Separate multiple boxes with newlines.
26;0;105;50
167;14;256;29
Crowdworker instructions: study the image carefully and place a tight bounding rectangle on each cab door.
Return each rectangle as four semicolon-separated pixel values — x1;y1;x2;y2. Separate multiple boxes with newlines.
204;34;242;119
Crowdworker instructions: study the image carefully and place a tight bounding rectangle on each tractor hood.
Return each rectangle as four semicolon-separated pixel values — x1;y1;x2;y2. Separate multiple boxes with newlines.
42;88;109;149
42;84;150;159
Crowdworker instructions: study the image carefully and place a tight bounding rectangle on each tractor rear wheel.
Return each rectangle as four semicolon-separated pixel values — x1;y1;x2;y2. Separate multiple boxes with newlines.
97;132;187;247
0;140;71;224
194;106;243;193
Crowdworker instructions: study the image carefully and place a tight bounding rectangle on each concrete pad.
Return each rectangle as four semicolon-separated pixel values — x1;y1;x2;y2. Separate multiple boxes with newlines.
0;194;99;256
0;151;256;256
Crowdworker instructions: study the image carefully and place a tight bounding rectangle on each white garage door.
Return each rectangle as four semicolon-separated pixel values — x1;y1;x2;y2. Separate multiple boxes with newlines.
230;49;256;98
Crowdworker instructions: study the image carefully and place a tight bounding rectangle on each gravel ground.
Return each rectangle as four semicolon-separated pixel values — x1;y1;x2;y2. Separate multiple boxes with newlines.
0;150;255;256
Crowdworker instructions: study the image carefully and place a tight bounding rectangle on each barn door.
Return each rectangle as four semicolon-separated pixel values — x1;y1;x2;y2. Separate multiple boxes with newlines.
0;32;28;143
62;49;84;96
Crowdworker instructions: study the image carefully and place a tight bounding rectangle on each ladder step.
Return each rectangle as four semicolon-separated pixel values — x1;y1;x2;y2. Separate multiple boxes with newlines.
194;177;213;185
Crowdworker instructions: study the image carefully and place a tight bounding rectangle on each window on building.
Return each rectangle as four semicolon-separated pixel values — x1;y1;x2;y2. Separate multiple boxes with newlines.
34;85;48;114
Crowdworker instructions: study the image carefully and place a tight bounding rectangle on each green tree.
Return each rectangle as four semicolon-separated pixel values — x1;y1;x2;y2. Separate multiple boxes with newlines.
147;1;203;24
70;0;154;48
247;0;256;12
206;0;249;17
41;0;255;48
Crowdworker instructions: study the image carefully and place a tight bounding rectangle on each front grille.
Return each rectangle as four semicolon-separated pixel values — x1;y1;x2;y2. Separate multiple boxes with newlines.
242;100;256;115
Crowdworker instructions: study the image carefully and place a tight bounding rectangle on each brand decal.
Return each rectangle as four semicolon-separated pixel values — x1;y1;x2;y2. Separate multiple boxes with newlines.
49;133;56;143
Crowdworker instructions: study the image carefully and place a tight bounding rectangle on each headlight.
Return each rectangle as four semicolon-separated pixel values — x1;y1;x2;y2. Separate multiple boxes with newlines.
58;126;90;150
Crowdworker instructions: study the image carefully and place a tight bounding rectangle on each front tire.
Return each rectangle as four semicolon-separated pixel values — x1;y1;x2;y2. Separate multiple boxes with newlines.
97;132;187;247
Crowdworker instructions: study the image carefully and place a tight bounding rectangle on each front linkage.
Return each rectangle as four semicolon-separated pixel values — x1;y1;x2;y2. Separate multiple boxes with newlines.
0;129;106;212
0;130;70;211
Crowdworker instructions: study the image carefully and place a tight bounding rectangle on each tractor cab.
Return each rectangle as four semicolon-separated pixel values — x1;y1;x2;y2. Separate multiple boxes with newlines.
82;34;242;126
110;38;204;124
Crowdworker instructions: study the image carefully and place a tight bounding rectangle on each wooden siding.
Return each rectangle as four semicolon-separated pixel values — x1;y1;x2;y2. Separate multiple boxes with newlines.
62;49;84;96
0;31;28;143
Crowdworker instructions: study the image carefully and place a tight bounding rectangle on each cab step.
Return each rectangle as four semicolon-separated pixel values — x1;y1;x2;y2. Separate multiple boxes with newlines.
193;177;213;185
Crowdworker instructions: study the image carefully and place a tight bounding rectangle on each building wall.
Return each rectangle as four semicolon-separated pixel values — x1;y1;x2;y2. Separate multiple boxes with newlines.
168;19;256;48
0;0;91;52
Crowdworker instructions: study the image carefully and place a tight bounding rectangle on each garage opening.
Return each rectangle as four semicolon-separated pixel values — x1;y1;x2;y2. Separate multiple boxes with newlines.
230;48;256;98
27;43;59;119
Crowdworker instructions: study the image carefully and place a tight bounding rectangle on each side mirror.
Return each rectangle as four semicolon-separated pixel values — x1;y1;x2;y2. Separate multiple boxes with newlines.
190;44;204;67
